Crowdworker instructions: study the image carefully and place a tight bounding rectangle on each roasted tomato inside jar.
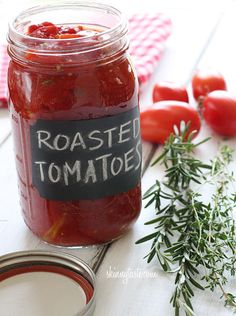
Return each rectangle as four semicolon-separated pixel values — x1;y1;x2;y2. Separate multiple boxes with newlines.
8;5;142;247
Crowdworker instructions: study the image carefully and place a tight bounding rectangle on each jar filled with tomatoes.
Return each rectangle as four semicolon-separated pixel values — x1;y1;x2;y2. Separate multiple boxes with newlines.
7;2;142;246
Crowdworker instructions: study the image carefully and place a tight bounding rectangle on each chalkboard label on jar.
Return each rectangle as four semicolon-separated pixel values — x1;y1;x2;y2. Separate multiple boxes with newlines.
30;106;142;201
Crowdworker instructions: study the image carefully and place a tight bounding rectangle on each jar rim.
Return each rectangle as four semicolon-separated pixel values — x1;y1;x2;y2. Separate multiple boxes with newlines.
7;1;128;54
0;250;96;316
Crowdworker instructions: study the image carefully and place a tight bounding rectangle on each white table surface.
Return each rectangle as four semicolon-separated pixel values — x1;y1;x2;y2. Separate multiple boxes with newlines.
1;0;236;315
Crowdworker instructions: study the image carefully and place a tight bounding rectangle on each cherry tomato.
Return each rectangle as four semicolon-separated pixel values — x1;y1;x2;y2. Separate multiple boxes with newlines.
28;24;39;34
202;90;236;136
41;22;55;27
28;23;58;38
140;101;201;144
192;69;227;100
152;81;189;103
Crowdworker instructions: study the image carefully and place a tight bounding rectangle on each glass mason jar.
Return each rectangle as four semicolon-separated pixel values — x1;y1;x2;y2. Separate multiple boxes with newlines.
7;2;142;247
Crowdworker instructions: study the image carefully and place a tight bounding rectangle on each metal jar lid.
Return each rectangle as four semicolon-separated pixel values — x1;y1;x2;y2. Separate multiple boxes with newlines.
0;250;96;316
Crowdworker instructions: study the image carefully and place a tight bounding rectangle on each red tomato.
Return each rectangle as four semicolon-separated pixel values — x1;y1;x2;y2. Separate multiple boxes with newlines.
0;99;8;108
29;23;58;38
41;22;55;27
192;69;227;100
152;81;189;103
28;24;39;34
202;90;236;136
141;101;201;144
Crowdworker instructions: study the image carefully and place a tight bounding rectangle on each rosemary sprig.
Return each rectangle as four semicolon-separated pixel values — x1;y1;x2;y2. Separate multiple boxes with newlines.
137;123;236;315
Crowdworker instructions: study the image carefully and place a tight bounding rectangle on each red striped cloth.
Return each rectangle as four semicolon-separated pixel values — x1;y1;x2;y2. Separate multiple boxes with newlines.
129;13;172;84
0;45;9;108
0;13;171;108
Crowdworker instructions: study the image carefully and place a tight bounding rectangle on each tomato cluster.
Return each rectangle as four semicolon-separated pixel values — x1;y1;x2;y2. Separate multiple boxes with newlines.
141;69;236;144
27;21;98;39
